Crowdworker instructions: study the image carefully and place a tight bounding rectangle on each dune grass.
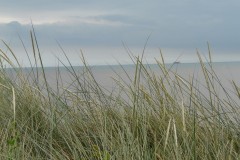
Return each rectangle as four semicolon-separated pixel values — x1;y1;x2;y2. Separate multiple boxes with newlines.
0;31;239;159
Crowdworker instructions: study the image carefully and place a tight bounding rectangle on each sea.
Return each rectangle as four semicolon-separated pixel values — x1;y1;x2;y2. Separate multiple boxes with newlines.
5;61;240;102
43;61;240;89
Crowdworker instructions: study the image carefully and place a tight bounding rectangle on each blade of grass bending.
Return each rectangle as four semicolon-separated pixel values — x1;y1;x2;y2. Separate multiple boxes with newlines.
164;118;172;151
57;43;93;107
0;83;10;90
132;55;139;120
31;25;54;159
30;26;51;103
0;51;16;68
18;34;34;68
197;52;213;107
12;86;16;124
18;34;39;84
173;119;179;158
193;100;196;160
181;100;186;132
79;50;109;105
30;30;40;85
232;81;240;99
2;40;21;68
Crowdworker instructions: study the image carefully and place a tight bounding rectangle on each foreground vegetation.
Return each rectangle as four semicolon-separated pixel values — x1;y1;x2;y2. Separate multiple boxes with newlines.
0;32;239;159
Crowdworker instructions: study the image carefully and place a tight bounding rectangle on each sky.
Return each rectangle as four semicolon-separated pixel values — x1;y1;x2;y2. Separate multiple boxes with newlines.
0;0;240;66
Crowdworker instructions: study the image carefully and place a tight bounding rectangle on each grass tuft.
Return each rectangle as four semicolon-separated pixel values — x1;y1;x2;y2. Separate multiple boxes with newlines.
0;31;239;159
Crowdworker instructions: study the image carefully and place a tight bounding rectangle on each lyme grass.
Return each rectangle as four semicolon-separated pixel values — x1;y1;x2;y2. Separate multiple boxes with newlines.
0;32;239;159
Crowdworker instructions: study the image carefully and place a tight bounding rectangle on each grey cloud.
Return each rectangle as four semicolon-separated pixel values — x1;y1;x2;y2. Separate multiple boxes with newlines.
0;0;240;53
0;17;240;53
0;21;27;37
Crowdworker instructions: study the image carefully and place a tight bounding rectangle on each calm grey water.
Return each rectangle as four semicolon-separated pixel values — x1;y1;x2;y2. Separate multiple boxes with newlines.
5;62;240;101
42;62;240;90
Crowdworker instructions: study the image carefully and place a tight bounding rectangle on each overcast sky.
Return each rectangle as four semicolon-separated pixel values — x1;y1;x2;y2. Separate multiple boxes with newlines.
0;0;240;66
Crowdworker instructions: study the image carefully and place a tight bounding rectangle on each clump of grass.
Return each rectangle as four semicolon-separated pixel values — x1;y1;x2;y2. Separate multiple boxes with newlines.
0;30;239;159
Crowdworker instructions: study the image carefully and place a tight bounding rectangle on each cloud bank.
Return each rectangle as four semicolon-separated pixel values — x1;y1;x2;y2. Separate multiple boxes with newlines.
0;1;240;65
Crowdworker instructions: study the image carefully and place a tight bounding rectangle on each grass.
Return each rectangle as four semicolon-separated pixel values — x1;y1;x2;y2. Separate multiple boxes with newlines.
0;31;239;159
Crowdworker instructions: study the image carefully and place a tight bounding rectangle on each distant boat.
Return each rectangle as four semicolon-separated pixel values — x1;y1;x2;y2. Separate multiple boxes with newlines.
173;61;181;64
